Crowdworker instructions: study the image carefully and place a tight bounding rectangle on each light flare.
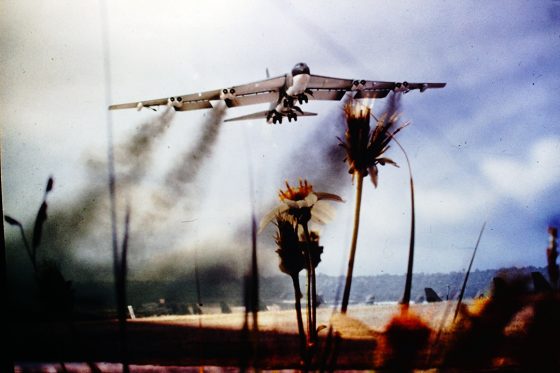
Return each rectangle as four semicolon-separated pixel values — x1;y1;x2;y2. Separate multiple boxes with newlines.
345;101;371;119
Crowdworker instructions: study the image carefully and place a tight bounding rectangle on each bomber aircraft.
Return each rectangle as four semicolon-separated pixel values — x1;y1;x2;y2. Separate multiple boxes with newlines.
109;62;446;124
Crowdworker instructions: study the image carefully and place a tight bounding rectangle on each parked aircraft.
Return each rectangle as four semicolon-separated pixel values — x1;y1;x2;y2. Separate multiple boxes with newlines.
425;287;443;302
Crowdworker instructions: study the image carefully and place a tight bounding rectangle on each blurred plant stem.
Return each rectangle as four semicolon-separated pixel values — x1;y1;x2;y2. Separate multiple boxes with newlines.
302;223;317;344
290;274;306;362
341;171;364;313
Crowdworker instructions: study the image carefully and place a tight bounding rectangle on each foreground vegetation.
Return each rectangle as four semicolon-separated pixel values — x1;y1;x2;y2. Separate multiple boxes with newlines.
10;291;560;371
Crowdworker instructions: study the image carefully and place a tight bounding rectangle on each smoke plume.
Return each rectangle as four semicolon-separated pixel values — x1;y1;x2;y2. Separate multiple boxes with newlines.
279;98;349;195
161;105;226;205
117;107;175;182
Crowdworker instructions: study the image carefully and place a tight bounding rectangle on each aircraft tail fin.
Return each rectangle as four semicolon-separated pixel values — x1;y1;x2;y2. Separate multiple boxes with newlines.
424;287;443;302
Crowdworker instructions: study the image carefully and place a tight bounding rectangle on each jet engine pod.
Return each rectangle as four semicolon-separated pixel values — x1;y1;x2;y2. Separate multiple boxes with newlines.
394;82;410;93
220;88;237;100
351;79;367;90
168;96;184;109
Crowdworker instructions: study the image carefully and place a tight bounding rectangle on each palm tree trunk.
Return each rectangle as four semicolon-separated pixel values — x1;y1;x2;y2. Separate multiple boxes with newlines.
341;171;364;313
401;175;415;311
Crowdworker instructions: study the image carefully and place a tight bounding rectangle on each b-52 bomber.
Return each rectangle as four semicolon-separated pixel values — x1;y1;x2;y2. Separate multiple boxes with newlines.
109;62;446;124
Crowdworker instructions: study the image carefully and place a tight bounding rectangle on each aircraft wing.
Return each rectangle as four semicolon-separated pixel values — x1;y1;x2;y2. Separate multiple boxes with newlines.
109;89;221;111
109;75;287;112
306;74;446;101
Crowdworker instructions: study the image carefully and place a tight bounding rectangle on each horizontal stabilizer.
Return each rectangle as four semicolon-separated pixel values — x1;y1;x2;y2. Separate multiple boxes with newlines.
224;111;270;122
224;111;317;123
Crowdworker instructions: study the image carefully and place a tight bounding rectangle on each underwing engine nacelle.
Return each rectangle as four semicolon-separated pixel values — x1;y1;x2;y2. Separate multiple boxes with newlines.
351;79;367;90
220;88;237;100
168;96;184;110
394;81;410;93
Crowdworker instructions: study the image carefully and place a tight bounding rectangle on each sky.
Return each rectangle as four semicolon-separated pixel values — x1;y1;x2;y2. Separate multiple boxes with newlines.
2;0;560;280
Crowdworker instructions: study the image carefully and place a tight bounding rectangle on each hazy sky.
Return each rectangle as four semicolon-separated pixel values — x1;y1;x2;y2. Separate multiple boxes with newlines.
2;1;560;278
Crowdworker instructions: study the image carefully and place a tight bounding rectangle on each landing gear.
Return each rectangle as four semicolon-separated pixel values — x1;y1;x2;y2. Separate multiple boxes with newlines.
287;112;298;122
267;110;299;124
283;96;294;108
297;93;308;104
267;110;283;124
293;106;304;115
282;89;313;108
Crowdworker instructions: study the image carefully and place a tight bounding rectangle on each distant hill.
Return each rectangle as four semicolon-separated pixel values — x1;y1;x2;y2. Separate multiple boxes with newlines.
264;266;548;305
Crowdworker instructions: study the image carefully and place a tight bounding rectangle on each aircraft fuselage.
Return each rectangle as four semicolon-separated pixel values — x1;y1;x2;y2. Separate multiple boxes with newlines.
268;62;314;124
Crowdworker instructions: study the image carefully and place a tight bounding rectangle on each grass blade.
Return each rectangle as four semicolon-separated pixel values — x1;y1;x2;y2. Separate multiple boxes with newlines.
453;222;487;322
392;137;415;309
31;201;48;264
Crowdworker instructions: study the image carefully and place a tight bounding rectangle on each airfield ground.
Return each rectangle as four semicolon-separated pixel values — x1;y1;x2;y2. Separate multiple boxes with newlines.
10;301;545;371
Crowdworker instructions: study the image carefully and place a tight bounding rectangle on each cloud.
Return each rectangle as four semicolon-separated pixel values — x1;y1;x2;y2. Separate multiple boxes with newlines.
481;137;560;202
416;187;492;224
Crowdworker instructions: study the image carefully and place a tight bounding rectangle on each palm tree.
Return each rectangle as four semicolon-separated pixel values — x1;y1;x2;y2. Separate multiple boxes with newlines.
339;93;404;313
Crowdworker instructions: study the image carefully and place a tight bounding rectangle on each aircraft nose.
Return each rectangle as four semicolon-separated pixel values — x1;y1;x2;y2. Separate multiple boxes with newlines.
292;62;310;76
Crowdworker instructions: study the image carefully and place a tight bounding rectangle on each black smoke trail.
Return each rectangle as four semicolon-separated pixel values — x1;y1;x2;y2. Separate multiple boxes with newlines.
279;101;349;194
162;105;226;204
117;107;175;182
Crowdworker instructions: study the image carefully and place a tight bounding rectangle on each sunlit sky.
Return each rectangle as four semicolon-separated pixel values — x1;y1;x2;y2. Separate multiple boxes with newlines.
2;1;560;278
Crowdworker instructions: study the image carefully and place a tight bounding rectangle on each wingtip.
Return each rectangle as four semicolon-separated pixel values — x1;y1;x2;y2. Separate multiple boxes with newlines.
108;103;127;111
